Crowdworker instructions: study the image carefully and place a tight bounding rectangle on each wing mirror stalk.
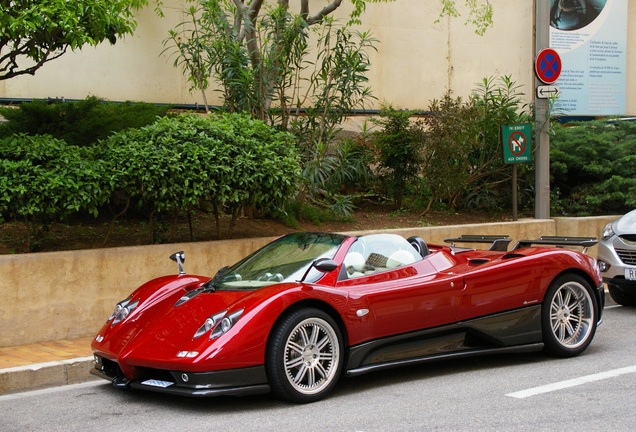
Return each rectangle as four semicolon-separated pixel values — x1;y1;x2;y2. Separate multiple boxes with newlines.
170;251;186;275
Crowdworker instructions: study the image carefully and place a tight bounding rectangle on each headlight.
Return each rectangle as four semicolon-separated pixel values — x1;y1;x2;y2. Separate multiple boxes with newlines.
194;309;244;340
602;222;615;240
211;309;243;339
194;310;227;339
109;298;139;326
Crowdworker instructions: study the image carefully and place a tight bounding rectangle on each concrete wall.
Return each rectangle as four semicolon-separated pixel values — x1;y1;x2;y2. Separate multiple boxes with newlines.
0;217;616;348
1;1;634;114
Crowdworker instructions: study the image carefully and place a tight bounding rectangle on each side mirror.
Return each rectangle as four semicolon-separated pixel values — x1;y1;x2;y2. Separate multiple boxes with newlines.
299;258;338;282
314;258;338;272
169;251;186;275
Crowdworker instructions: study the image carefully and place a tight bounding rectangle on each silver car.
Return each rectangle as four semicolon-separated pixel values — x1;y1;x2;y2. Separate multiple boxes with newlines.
598;209;636;306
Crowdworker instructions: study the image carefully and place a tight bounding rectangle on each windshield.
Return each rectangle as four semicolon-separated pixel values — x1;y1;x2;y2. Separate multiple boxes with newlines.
209;232;347;291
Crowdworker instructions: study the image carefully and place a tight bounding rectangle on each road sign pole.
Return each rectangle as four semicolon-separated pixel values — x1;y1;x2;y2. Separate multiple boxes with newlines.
512;164;518;221
534;0;550;219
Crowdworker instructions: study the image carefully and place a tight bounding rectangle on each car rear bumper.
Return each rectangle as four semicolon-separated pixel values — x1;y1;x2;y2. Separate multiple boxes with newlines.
90;355;270;397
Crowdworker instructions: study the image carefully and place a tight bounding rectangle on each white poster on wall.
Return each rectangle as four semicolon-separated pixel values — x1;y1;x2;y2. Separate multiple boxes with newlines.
549;0;628;116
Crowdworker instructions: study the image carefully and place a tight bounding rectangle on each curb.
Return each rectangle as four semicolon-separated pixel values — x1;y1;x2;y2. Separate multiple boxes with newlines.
0;356;97;396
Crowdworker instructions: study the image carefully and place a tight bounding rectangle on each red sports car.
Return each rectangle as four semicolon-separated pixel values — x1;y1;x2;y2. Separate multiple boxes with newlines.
91;232;604;403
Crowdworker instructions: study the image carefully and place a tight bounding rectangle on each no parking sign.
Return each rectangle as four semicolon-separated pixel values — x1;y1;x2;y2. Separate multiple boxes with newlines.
535;48;562;85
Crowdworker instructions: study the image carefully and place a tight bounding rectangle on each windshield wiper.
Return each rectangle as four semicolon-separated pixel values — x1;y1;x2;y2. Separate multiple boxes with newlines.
202;266;235;292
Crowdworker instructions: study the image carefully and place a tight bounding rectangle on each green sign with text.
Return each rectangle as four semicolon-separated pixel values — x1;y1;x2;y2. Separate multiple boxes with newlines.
502;124;532;164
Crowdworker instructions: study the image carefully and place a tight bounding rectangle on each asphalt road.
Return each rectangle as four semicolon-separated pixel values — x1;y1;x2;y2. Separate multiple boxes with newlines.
2;304;635;432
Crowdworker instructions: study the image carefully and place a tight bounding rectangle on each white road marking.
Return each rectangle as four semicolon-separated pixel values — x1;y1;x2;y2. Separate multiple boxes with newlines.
506;365;636;399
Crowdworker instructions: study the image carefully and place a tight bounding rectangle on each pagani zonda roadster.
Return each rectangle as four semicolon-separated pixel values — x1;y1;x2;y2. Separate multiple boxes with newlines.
91;232;604;403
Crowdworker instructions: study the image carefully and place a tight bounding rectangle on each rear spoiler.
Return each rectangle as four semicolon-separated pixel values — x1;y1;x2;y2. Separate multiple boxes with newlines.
512;236;597;254
444;235;512;252
444;235;598;254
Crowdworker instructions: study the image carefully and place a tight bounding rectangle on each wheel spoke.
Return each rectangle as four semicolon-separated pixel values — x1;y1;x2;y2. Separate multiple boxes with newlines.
556;322;566;341
286;355;304;369
309;326;320;345
562;290;573;308
318;352;333;362
299;326;310;346
564;321;576;338
293;364;308;384
314;361;328;380
287;341;304;355
555;290;564;308
306;367;316;387
317;335;330;351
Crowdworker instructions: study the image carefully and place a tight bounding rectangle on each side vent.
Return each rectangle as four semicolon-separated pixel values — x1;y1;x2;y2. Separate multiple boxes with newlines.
468;258;490;266
502;253;526;260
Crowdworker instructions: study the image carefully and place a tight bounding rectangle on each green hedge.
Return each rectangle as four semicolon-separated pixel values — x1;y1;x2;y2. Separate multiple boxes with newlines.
0;134;111;250
0;113;301;250
99;113;301;237
551;120;636;215
0;97;171;147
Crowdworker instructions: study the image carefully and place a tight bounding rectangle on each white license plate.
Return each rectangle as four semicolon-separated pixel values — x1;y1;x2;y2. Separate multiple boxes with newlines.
141;379;174;388
625;268;636;281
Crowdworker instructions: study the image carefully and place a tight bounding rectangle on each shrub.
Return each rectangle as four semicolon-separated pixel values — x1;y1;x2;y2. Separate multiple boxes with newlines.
99;113;301;239
551;120;636;215
419;93;483;213
0;134;111;251
372;107;423;208
0;97;171;147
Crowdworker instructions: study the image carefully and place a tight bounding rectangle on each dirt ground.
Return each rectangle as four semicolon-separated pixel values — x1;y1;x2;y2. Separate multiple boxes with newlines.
0;204;517;254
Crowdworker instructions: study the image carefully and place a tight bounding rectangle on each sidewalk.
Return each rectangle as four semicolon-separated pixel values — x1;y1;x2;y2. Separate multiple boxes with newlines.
0;336;97;395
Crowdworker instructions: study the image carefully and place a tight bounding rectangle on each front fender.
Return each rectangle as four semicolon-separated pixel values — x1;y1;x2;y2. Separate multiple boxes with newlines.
174;283;351;372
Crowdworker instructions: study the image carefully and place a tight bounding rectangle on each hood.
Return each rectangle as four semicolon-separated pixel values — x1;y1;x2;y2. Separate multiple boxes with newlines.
616;209;636;234
96;278;245;354
113;289;248;360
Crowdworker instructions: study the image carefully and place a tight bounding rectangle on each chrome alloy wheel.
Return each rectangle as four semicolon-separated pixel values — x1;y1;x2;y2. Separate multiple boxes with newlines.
549;281;595;349
283;317;340;395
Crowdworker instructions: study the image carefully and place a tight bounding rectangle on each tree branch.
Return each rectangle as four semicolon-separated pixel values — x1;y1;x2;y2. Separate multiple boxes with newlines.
235;0;264;41
306;0;343;25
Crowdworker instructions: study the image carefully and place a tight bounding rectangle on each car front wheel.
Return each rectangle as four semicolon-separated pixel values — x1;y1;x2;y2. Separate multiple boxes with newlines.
542;274;597;357
266;308;344;403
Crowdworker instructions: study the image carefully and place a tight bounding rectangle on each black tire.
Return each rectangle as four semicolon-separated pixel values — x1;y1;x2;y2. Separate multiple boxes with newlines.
542;273;597;358
266;308;344;403
608;284;636;307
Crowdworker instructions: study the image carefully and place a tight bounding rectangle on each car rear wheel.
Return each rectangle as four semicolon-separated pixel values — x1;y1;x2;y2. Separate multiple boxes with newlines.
542;274;597;357
608;284;636;306
266;308;343;403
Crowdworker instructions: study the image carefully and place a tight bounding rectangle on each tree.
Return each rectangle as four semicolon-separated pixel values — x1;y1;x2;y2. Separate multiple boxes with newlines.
163;0;493;216
0;0;150;80
164;0;493;117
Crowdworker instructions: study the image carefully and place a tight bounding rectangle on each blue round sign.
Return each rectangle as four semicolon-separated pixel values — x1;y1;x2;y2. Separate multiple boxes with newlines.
535;48;562;84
